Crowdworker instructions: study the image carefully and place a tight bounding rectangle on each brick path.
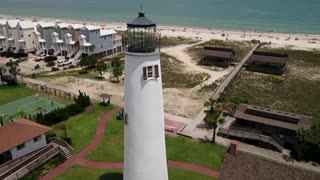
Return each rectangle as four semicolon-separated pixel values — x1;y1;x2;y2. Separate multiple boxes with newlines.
40;106;219;180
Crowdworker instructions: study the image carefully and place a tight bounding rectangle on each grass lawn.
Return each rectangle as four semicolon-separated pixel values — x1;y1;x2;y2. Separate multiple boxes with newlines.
86;115;226;170
0;84;34;105
161;36;201;47
52;104;115;153
220;47;320;123
161;53;208;88
53;165;215;180
188;39;255;62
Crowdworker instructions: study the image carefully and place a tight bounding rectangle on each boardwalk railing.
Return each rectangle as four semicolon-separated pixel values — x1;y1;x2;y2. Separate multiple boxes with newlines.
0;144;56;180
49;137;74;154
218;127;283;152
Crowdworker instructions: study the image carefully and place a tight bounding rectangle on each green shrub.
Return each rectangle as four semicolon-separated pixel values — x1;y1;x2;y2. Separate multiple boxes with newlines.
51;67;59;72
230;95;249;105
36;108;69;126
65;103;85;116
69;65;76;69
46;61;55;67
74;90;91;107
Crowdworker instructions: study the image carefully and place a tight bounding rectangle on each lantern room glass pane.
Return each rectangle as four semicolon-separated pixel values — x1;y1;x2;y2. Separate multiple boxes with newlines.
126;26;158;53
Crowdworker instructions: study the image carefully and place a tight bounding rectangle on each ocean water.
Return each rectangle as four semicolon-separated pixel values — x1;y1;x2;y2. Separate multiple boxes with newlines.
0;0;320;34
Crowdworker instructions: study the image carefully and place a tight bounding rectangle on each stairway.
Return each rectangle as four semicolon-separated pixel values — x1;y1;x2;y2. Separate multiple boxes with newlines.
74;50;82;60
59;146;73;159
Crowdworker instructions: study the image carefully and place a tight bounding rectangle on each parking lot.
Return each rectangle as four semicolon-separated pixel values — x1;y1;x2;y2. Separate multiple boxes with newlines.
0;54;77;75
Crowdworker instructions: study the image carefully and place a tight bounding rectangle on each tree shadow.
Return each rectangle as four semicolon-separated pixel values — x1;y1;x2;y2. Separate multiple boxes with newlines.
99;172;123;180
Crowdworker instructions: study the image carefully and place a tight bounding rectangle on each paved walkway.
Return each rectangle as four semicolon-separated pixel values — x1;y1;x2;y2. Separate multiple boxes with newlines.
40;106;219;180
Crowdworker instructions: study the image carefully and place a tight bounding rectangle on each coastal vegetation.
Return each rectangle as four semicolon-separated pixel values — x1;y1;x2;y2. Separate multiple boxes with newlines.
188;39;255;62
53;165;215;180
161;36;201;47
218;47;320;123
161;52;208;88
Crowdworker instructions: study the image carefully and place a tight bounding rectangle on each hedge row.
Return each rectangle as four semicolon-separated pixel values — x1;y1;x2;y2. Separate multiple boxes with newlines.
36;103;85;126
34;91;91;126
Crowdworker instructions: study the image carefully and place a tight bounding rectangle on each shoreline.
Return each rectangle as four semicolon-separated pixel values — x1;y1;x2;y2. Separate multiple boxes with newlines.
1;14;320;50
1;14;319;37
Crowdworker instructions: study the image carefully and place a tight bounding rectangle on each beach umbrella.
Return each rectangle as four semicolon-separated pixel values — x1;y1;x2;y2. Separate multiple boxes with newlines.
221;33;225;37
295;37;299;41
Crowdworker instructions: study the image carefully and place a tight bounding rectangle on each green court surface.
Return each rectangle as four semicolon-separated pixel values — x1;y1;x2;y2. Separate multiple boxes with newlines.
0;95;65;116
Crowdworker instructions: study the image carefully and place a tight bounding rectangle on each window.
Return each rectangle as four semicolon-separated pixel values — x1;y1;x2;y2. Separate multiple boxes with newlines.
17;143;25;150
28;34;31;37
147;66;153;77
143;65;160;80
20;35;23;38
33;136;41;142
32;41;34;44
101;45;103;48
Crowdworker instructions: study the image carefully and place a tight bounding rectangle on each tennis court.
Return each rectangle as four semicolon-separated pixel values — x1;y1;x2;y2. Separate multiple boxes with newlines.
0;95;65;116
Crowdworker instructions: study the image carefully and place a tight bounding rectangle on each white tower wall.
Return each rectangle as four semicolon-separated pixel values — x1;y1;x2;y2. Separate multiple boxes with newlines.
124;52;168;180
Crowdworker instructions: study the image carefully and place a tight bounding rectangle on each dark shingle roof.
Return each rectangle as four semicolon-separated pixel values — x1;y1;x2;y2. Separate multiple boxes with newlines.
220;151;320;180
127;11;156;27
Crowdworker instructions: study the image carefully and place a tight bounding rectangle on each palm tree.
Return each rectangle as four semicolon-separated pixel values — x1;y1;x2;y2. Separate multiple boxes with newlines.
0;65;6;86
5;59;21;84
15;110;27;119
111;56;123;83
204;99;224;143
4;114;16;123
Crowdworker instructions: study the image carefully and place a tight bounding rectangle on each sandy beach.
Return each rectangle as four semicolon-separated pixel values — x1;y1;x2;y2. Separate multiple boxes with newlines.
1;14;320;50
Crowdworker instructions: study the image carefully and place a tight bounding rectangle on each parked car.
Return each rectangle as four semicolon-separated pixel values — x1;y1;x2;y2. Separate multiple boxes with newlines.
35;54;46;61
58;59;73;67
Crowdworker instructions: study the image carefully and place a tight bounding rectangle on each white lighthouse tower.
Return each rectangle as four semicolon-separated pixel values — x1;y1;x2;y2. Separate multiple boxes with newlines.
123;11;168;180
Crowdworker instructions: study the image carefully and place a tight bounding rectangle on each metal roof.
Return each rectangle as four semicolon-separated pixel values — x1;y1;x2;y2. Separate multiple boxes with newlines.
100;29;116;36
234;104;312;131
248;51;288;65
127;11;156;27
201;46;235;59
